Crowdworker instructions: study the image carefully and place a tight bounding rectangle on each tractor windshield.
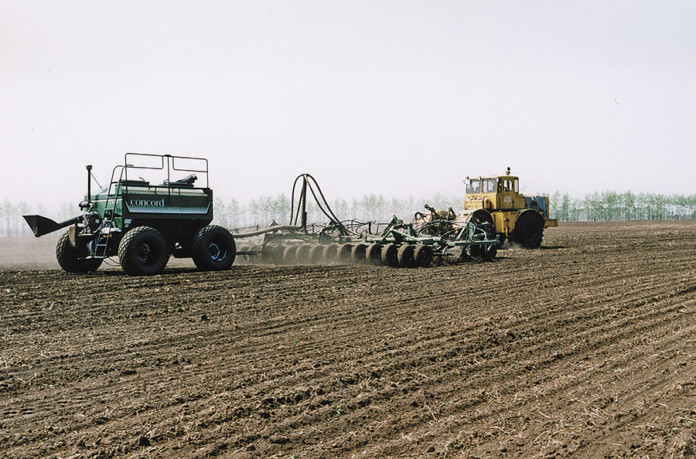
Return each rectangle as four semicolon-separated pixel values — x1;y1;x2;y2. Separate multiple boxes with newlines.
466;179;481;194
482;179;498;193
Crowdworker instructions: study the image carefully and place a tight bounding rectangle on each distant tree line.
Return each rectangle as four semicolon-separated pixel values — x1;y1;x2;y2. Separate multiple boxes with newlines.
548;191;696;221
2;192;695;237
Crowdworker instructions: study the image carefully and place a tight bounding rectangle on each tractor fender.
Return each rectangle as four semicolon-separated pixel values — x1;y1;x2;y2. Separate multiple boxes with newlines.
457;208;494;226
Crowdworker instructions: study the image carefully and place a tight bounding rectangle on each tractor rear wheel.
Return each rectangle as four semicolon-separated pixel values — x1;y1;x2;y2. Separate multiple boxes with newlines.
118;226;169;275
56;231;102;273
511;211;544;248
192;225;236;271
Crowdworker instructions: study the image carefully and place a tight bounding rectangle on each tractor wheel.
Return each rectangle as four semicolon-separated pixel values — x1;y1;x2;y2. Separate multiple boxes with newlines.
351;243;368;263
397;244;415;268
380;243;398;267
295;244;313;264
323;244;339;263
56;231;102;273
283;245;298;264
192;225;236;271
365;243;383;266
413;245;434;268
118;226;169;275
337;244;353;263
308;244;324;264
511;211;544;249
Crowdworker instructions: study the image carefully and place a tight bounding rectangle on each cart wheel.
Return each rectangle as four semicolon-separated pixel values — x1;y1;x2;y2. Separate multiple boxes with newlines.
56;230;102;273
191;225;236;271
119;226;169;275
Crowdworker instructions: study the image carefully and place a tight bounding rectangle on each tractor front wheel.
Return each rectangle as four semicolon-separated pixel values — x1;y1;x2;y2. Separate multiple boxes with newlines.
118;226;169;275
192;225;236;271
56;231;102;273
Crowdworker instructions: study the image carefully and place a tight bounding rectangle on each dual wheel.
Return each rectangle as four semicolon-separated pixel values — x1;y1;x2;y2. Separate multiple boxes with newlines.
118;225;236;276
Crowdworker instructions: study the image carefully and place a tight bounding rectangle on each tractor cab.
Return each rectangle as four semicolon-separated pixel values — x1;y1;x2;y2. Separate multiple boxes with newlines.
464;168;527;211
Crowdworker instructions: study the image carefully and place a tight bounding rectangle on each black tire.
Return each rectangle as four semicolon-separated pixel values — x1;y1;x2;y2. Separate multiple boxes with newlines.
511;211;544;249
381;243;398;267
365;243;383;266
118;226;169;275
192;225;236;271
397;244;415;268
56;231;102;273
413;245;434;268
351;243;368;263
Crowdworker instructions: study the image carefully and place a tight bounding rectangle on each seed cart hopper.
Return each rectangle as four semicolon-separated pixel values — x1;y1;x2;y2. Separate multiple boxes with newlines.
24;153;237;275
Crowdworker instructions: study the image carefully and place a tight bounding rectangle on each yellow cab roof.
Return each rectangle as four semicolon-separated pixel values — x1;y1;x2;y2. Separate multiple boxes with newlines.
468;175;519;181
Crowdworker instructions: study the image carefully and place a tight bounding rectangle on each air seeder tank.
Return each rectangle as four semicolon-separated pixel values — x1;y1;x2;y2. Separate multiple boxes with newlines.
24;153;236;275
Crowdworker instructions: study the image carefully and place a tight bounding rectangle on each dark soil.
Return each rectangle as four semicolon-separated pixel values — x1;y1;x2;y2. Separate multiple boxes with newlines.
1;221;696;457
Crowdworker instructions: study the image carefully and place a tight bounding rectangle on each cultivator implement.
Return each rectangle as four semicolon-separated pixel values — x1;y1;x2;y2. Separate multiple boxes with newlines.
233;174;500;268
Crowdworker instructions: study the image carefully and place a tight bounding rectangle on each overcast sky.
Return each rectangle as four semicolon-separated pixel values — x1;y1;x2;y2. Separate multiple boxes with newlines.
2;0;695;211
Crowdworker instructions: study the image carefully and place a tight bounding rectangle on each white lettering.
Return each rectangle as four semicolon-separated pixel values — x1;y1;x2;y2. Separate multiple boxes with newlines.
130;199;165;207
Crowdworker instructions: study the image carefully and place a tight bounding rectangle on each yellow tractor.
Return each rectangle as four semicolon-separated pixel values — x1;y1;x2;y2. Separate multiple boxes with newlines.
460;167;557;248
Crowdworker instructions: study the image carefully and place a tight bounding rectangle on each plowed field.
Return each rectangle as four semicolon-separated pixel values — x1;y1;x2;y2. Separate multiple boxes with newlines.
1;221;696;458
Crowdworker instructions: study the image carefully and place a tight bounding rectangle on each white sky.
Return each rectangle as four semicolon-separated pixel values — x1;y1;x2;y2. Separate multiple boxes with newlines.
2;0;695;211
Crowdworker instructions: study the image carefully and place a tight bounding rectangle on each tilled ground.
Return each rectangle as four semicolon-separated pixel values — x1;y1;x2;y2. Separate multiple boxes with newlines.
1;221;696;458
